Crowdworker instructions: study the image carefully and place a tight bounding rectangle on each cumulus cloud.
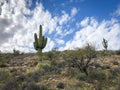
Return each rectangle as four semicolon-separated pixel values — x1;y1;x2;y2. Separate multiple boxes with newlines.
44;38;55;52
55;38;65;45
63;17;120;50
0;0;119;53
0;0;57;52
59;11;70;25
71;7;78;17
0;0;77;53
114;5;120;16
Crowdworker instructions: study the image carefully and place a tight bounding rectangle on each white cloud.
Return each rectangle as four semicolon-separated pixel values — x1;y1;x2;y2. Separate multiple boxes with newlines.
0;0;58;53
80;17;89;27
44;38;55;52
59;11;70;25
71;7;78;17
114;5;120;16
55;38;65;45
0;0;78;53
63;17;120;50
0;0;119;53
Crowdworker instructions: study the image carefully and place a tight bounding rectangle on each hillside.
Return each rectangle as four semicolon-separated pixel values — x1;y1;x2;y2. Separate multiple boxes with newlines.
0;51;120;90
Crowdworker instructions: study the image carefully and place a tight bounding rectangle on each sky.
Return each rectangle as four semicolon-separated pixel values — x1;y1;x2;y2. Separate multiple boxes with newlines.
0;0;120;53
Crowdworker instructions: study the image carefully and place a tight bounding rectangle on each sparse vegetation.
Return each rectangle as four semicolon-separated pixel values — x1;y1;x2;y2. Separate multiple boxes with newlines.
0;49;120;90
13;48;20;55
0;26;120;90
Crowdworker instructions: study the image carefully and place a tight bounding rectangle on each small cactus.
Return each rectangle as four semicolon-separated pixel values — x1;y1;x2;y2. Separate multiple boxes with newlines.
33;25;47;61
102;38;108;51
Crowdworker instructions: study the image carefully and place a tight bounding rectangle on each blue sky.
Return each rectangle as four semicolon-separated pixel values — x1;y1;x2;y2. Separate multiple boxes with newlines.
0;0;120;53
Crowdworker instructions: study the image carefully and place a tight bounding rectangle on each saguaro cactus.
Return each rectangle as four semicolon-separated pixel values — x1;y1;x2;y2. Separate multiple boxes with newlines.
33;25;47;61
102;38;108;51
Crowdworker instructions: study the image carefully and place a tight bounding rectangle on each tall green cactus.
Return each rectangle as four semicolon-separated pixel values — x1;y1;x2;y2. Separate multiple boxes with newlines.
33;25;47;61
102;38;108;51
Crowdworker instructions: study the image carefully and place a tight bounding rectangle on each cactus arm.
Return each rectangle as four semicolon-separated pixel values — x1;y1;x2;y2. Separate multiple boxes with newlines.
34;33;38;42
41;36;47;49
33;42;38;50
44;37;47;47
33;33;39;50
39;25;42;39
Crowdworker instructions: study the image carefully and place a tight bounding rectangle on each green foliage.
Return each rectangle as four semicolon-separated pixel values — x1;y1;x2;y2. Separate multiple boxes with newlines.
13;48;20;55
71;44;96;76
0;69;10;83
0;62;7;67
89;69;107;81
84;43;96;58
102;38;108;51
33;25;47;61
115;50;120;55
0;55;7;67
47;47;60;61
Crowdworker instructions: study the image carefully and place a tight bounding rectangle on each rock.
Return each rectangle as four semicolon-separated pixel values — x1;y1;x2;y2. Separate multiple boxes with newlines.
21;81;41;90
56;82;65;89
10;68;17;73
102;64;110;69
93;62;101;68
2;78;18;90
33;61;38;66
113;67;120;73
112;61;119;65
15;75;26;81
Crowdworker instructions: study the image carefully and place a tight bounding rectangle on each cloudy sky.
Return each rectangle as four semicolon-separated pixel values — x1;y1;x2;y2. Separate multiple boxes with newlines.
0;0;120;53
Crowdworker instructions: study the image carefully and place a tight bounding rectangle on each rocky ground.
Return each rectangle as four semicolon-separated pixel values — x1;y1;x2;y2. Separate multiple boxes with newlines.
0;54;120;90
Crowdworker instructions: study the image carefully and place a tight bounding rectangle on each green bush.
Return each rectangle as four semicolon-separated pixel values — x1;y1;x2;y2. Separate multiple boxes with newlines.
88;69;107;82
13;48;20;55
21;81;48;90
115;50;120;55
0;61;7;67
0;69;10;84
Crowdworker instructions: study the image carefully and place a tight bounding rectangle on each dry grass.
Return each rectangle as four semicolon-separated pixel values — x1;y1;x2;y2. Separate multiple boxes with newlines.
0;53;120;90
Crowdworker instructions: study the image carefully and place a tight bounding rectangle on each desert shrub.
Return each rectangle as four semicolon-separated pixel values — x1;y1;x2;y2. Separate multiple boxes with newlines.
71;57;91;76
13;48;20;55
27;63;46;76
46;47;60;61
2;78;18;90
28;71;41;82
102;64;110;69
0;61;7;67
42;65;61;74
0;69;10;83
59;50;77;60
56;82;65;89
83;43;96;58
115;50;120;55
50;59;58;66
69;44;96;76
21;81;48;90
110;67;120;76
116;77;120;90
2;74;26;90
0;54;8;67
46;51;53;61
2;74;48;90
76;72;87;81
57;61;66;68
88;69;107;82
75;81;93;90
